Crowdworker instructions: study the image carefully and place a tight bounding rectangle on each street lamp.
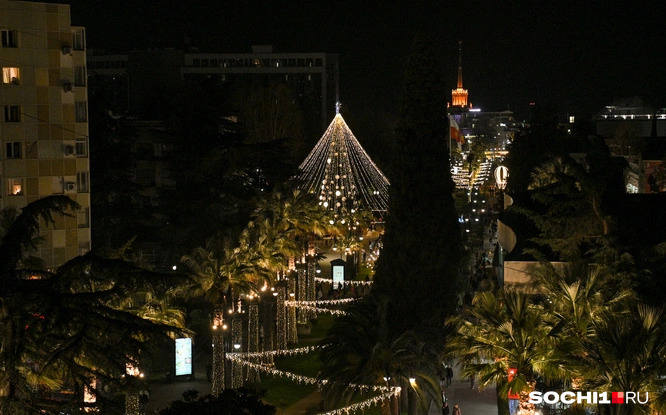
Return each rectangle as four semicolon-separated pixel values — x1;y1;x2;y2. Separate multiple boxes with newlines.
493;165;509;288
494;165;508;209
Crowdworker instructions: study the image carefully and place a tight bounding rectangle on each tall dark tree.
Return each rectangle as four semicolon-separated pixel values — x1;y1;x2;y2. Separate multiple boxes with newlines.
504;104;570;194
0;196;188;413
372;34;462;342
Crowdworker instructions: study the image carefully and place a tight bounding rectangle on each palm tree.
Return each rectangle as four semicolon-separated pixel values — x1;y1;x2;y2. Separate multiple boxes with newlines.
180;239;272;396
0;196;189;414
570;304;666;415
531;262;635;339
447;290;567;415
319;294;440;415
532;263;665;415
248;189;332;261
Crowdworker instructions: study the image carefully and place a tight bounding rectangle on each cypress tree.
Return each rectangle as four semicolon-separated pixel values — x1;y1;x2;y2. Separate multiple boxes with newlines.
373;34;462;341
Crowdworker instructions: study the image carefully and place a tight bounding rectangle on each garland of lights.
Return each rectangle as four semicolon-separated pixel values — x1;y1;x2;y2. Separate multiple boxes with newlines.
234;345;319;359
227;351;402;415
318;390;401;415
286;298;357;306
296;113;390;214
315;277;374;286
288;305;348;316
451;153;493;191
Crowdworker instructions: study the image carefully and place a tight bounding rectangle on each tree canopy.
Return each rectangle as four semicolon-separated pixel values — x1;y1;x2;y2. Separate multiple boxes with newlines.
372;34;462;340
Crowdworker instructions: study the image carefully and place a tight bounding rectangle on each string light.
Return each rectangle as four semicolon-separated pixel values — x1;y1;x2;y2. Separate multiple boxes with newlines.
125;393;140;415
227;349;402;415
276;286;287;350
296;113;390;214
232;345;319;359
306;259;317;319
288;278;298;344
248;303;259;353
317;390;401;415
315;277;374;286
212;330;225;395
231;318;243;388
248;302;260;383
286;299;358;306
288;304;348;316
297;267;307;324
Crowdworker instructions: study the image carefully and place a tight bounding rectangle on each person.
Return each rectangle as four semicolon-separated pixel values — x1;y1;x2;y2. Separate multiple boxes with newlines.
446;365;454;387
453;403;461;415
469;375;474;388
442;401;450;415
139;389;150;413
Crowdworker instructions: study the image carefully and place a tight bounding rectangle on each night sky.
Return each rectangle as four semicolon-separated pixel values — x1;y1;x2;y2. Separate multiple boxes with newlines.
62;0;664;124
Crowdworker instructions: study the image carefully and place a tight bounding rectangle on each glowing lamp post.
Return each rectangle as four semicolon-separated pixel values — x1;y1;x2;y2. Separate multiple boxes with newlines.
494;165;508;287
494;165;508;190
494;165;508;208
124;362;144;415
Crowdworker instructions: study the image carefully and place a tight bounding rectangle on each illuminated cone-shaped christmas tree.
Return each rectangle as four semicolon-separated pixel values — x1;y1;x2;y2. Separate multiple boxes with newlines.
296;109;389;218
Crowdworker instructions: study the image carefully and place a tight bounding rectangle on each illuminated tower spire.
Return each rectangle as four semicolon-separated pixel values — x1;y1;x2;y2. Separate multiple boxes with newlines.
457;41;464;89
451;41;469;107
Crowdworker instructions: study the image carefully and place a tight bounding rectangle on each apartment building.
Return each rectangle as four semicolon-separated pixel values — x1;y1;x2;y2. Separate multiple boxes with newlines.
87;45;340;135
1;0;91;267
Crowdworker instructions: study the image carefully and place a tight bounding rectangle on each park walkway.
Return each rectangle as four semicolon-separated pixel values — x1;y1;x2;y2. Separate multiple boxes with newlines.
427;370;498;415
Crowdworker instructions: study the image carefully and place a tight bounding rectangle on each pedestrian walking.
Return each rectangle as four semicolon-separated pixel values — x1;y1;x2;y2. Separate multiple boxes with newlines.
442;401;450;415
445;365;453;387
469;375;474;389
453;403;461;415
138;389;150;413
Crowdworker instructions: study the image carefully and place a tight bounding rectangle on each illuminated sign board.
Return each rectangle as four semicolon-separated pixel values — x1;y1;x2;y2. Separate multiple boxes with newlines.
175;338;192;376
333;265;344;290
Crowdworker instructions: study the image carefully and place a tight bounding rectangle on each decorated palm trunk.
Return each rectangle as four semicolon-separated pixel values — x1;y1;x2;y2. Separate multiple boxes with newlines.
231;318;244;388
517;389;536;415
247;302;260;383
124;392;140;415
297;266;308;324
276;286;287;350
287;277;298;344
211;306;225;396
306;257;317;319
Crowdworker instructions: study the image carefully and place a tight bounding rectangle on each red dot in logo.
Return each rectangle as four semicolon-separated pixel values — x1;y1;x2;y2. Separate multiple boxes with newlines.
612;392;624;404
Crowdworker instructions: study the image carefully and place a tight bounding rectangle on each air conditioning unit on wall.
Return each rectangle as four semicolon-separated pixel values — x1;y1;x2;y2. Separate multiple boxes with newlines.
65;182;77;192
62;46;72;55
64;145;74;155
63;83;73;92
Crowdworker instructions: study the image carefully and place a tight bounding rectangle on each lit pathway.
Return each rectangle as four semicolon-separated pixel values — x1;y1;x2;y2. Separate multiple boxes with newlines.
428;371;498;415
